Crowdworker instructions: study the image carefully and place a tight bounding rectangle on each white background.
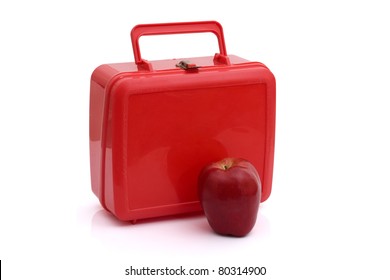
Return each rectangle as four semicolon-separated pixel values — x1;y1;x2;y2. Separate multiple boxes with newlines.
1;0;390;279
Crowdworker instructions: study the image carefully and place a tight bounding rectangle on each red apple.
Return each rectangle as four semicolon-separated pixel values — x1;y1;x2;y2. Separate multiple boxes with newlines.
198;158;261;237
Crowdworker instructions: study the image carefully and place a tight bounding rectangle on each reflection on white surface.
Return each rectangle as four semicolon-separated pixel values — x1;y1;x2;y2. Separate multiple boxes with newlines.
89;205;271;256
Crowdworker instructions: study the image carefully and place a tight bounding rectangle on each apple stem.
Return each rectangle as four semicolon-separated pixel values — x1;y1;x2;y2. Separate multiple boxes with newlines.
223;165;228;170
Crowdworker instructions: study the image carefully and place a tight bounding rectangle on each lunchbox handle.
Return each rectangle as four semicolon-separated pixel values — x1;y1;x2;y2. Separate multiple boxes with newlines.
131;21;230;70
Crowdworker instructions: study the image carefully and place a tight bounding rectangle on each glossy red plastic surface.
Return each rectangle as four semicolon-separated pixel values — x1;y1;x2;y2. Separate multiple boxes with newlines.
131;21;227;65
89;21;276;221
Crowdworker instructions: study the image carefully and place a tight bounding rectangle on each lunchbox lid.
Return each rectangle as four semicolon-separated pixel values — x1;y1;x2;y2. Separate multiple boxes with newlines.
92;21;270;83
124;21;267;72
103;54;265;72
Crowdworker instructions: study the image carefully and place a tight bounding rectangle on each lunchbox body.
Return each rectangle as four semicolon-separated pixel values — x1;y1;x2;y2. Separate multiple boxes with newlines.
89;22;275;222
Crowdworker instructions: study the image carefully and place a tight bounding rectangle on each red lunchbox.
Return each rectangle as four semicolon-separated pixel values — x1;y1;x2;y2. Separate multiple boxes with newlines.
89;21;276;222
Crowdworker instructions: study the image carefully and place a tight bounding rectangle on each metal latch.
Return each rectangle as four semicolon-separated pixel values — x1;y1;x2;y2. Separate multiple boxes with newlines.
176;60;200;70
